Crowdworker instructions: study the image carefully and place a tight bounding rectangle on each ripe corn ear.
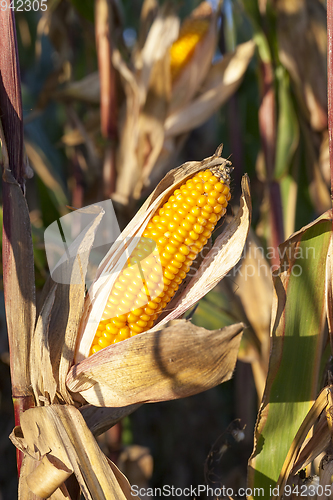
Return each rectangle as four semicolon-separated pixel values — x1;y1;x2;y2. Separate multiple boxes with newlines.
90;167;231;355
169;18;210;82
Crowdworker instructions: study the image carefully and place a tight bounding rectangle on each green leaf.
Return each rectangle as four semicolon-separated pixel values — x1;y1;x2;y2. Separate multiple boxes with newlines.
275;66;299;179
248;215;331;498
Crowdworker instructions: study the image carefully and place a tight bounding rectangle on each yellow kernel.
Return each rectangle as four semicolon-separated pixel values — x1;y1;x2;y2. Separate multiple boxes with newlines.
145;307;157;315
91;345;102;354
141;314;151;322
214;205;223;214
186;214;197;224
207;196;217;206
194;182;204;193
226;192;231;201
170;258;183;268
189;231;200;240
174;252;186;263
202;229;212;238
191;206;201;217
203;204;213;213
164;269;175;280
197;195;207;207
177;227;188;238
111;317;126;328
119;326;130;337
167;263;179;274
214;182;224;192
202;170;212;180
184;237;196;247
217;195;226;205
208;175;218;184
162;251;173;261
208;213;218;223
106;324;120;334
181;220;192;231
203;182;214;193
179;245;190;255
98;337;112;348
130;324;145;333
166;244;178;254
193;224;204;234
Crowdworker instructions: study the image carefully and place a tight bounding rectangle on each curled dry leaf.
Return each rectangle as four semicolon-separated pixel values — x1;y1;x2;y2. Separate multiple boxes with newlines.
67;321;244;407
10;405;131;500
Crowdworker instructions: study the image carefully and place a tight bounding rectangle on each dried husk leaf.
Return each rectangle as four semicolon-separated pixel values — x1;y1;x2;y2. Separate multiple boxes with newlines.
165;40;255;137
33;205;105;405
112;48;141;205
19;454;71;500
290;410;330;475
75;146;235;362
135;5;179;104
80;403;141;437
132;56;171;199
55;72;100;103
275;0;327;131
10;405;129;500
67;321;244;407
30;285;58;405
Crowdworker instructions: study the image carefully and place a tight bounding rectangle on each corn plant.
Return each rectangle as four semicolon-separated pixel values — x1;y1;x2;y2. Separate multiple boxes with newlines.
0;6;253;498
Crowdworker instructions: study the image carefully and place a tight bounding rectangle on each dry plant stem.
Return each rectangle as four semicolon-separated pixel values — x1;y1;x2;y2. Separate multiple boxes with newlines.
328;0;333;353
0;10;36;475
95;0;118;196
328;0;333;209
259;60;284;263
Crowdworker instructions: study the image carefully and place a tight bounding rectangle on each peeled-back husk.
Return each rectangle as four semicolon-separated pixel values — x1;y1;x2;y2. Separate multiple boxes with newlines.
67;321;244;407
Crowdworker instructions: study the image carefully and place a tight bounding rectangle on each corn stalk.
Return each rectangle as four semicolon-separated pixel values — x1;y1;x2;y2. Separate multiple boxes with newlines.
0;9;36;474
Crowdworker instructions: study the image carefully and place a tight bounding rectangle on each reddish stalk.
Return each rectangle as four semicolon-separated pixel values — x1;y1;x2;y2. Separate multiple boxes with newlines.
258;60;284;268
328;0;333;205
0;10;36;475
95;0;118;197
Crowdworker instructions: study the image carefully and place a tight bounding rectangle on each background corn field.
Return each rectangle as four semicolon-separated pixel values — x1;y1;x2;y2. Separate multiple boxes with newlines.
0;0;330;498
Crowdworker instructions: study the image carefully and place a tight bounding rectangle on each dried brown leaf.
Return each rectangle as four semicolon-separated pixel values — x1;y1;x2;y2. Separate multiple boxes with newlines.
80;403;141;437
67;321;244;407
11;405;129;500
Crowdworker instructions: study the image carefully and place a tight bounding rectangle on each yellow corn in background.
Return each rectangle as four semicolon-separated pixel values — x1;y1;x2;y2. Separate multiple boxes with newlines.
90;169;231;355
169;18;209;82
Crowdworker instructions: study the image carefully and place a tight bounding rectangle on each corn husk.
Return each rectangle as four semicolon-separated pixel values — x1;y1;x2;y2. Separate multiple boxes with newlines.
67;321;244;407
10;404;133;500
30;205;105;405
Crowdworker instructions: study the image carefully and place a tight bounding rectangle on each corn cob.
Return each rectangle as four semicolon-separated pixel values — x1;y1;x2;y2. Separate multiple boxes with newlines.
90;167;231;355
169;18;210;82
